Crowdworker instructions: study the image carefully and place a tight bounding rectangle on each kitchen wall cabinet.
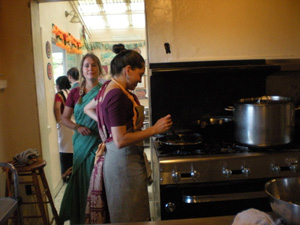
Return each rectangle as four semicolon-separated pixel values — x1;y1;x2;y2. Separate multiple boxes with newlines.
145;0;300;63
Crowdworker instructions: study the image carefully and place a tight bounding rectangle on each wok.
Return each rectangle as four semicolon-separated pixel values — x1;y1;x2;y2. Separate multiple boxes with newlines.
265;177;300;225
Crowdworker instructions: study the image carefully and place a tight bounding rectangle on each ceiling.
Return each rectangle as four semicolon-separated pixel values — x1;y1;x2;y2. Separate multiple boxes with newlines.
70;0;145;32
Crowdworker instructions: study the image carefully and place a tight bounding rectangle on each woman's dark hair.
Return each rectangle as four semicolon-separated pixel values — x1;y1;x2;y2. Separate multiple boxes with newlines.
78;53;102;104
67;67;79;81
110;50;145;76
56;76;71;90
112;43;125;54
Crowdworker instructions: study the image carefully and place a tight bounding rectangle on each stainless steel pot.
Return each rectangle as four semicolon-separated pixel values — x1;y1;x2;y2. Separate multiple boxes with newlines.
232;96;295;147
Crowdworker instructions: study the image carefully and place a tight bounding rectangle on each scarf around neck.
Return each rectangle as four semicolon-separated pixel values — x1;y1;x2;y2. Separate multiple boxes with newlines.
111;78;144;131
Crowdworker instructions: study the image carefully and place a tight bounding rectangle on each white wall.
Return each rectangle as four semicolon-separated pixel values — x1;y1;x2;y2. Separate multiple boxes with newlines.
90;28;146;42
145;0;300;63
38;1;82;192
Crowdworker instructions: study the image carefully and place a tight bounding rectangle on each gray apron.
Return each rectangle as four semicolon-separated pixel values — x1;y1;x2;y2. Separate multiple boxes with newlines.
103;141;150;223
100;79;150;223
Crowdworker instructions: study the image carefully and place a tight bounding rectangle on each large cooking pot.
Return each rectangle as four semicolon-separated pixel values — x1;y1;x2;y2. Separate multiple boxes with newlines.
265;177;300;225
231;96;295;147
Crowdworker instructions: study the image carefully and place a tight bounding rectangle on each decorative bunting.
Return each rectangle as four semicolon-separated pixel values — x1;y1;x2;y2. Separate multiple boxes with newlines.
90;41;146;51
52;24;83;54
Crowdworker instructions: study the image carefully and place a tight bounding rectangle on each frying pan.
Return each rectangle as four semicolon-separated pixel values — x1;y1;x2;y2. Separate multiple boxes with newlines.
158;131;202;146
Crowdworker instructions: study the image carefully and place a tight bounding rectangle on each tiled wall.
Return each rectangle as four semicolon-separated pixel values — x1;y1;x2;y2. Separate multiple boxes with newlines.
267;71;300;106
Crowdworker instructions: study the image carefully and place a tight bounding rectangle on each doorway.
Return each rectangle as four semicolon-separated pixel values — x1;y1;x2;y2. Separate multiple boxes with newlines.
33;0;149;196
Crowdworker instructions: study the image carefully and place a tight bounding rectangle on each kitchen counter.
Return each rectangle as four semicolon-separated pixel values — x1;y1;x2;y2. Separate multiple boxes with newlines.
98;215;235;225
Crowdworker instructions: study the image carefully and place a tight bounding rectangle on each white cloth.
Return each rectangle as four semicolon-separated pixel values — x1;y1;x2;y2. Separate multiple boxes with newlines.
232;208;278;225
57;123;74;153
56;89;73;153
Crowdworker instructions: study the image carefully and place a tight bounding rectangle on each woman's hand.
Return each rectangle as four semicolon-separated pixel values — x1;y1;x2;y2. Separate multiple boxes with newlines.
62;106;91;137
111;114;172;149
152;114;173;135
76;125;91;136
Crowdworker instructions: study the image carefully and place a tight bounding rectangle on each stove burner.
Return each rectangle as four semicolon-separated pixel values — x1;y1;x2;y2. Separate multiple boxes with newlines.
159;148;205;156
155;138;300;157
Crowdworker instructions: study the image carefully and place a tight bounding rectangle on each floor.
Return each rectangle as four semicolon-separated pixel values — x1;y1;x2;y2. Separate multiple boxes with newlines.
54;147;154;224
54;183;70;225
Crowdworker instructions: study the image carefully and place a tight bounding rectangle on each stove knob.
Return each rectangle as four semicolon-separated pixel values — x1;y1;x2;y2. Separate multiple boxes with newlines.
272;165;281;174
222;168;232;178
165;202;176;213
191;170;200;181
242;167;251;177
290;163;298;173
172;171;181;183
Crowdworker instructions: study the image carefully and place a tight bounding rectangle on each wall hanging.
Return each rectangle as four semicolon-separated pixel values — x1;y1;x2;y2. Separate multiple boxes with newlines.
52;24;83;54
47;63;52;80
46;41;51;58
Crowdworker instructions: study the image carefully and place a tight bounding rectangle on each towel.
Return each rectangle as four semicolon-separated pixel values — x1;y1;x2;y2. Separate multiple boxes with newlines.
13;149;40;167
232;208;282;225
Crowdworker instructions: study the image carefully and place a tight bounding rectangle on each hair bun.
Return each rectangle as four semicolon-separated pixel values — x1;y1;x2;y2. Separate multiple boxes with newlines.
112;43;126;54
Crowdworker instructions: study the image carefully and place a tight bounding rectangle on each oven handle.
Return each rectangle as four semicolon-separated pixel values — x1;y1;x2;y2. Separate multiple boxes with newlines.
183;191;267;203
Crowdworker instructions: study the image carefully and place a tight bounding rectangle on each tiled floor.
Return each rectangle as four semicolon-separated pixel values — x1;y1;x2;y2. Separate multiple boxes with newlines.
54;183;70;225
54;183;66;214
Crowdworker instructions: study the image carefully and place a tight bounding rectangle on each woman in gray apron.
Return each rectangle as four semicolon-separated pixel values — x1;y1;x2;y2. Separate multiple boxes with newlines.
84;49;172;223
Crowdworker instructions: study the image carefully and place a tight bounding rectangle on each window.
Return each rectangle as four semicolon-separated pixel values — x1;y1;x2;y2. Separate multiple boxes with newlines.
74;0;145;30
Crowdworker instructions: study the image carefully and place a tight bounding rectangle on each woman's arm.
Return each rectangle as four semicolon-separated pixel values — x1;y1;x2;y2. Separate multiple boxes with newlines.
84;99;97;121
61;106;76;129
54;101;62;123
62;106;91;136
111;114;172;149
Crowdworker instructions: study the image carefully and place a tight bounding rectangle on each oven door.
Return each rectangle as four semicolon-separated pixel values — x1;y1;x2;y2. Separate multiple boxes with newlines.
160;178;272;220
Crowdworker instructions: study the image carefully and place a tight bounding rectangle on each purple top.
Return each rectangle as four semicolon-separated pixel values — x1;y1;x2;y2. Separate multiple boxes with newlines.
95;80;140;142
101;88;134;134
66;87;83;108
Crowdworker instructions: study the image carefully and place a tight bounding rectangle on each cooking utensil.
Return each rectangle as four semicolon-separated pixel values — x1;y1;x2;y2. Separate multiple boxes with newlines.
195;115;233;128
158;131;202;146
265;177;300;225
228;96;295;147
170;127;181;140
193;115;234;143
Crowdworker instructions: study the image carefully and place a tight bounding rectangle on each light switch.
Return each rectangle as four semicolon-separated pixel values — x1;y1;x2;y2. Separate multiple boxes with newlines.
0;80;7;89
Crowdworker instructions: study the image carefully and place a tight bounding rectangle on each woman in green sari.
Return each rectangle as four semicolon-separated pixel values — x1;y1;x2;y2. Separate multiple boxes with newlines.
59;53;103;224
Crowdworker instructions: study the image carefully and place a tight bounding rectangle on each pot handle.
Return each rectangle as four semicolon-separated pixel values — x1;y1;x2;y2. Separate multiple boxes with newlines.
224;106;234;111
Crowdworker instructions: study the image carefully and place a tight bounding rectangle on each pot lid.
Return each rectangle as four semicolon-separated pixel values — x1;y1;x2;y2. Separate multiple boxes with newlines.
237;96;294;105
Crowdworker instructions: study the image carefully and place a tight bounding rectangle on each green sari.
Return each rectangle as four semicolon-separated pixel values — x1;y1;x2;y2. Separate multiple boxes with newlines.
59;83;102;224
